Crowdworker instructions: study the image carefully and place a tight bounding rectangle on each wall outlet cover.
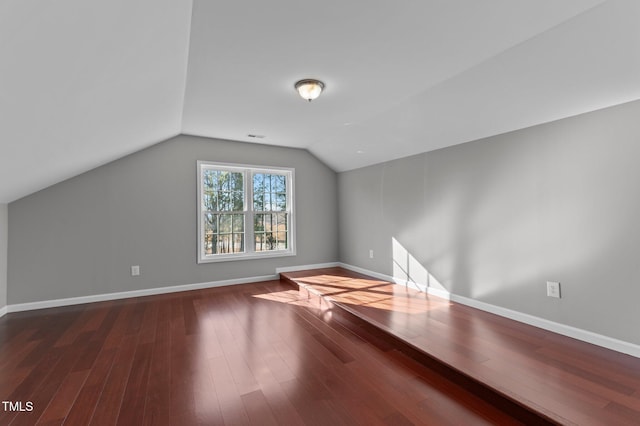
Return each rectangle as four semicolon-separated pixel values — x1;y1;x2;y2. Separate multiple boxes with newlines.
546;281;561;298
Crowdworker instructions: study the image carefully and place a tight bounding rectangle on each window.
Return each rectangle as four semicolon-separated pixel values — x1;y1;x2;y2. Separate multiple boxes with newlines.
197;161;295;263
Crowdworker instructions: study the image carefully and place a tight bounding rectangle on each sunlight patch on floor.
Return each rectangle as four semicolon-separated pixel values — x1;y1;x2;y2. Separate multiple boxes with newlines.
273;271;451;315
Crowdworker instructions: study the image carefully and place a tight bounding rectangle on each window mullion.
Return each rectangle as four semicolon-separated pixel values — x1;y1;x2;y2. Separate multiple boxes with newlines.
245;169;254;254
198;161;294;263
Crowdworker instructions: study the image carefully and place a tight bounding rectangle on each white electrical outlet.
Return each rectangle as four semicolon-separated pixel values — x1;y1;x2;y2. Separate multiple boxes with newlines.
369;249;374;259
131;265;140;276
546;281;561;298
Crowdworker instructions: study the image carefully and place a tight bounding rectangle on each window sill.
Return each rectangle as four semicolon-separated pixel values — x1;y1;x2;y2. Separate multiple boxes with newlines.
197;249;296;264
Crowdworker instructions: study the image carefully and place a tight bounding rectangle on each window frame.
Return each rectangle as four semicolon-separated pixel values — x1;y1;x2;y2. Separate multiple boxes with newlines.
197;161;296;263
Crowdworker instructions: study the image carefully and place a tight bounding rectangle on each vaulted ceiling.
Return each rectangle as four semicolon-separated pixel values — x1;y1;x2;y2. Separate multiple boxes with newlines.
2;0;639;203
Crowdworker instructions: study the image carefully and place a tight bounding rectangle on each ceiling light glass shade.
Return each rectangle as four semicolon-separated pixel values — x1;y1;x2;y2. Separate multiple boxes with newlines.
295;79;325;101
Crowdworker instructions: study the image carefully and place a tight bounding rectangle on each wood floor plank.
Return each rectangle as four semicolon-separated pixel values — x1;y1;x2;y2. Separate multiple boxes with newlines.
89;304;122;344
71;339;104;373
63;348;117;426
138;299;159;345
116;342;152;425
241;390;279;426
6;273;623;425
12;332;94;426
53;307;91;347
604;401;640;425
101;303;135;350
0;329;38;370
0;346;65;426
244;372;306;425
88;334;138;425
208;355;251;425
281;267;640;425
168;333;196;422
142;299;172;426
36;370;89;425
182;295;200;336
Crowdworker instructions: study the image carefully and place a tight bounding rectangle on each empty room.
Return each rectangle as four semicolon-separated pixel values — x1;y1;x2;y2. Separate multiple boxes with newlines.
1;1;640;424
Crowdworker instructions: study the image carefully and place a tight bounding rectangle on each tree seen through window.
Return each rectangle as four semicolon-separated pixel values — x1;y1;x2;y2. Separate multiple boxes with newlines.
198;162;294;262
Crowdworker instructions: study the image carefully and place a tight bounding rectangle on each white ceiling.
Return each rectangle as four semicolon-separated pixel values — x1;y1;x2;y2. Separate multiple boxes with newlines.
2;0;639;203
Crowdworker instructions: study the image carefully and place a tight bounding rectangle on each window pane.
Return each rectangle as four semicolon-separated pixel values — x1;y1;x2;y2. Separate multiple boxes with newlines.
204;233;214;255
203;214;215;255
254;234;264;252
203;170;216;191
215;191;223;211
253;212;287;252
203;212;245;255
222;192;229;211
266;232;276;251
253;192;264;212
233;233;244;253
203;193;214;211
216;171;225;191
219;214;231;233
232;191;244;211
231;172;243;191
257;174;263;192
275;193;286;211
221;171;230;191
204;213;217;233
233;214;244;232
253;173;264;191
200;163;292;261
275;175;286;192
277;213;287;227
218;234;229;253
264;213;273;232
254;214;264;231
251;173;287;213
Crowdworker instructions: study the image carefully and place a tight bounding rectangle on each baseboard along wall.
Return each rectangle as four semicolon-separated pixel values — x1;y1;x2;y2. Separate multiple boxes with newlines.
1;262;340;316
336;262;640;359
2;261;638;359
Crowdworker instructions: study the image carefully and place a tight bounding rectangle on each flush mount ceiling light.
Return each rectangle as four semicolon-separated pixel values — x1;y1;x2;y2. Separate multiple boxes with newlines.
295;79;325;102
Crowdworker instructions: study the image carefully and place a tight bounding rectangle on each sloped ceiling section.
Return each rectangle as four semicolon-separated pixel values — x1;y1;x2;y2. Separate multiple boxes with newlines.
3;0;640;203
309;0;640;171
0;0;193;202
181;0;615;170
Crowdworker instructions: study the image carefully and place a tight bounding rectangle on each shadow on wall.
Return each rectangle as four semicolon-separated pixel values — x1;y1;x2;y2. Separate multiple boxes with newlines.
392;237;447;294
391;235;548;305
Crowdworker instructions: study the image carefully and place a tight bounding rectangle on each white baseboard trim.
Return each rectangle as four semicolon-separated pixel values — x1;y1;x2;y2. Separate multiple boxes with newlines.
339;263;640;359
337;262;393;281
402;280;452;300
448;292;640;358
275;262;340;274
2;261;342;316
6;261;639;359
5;274;278;314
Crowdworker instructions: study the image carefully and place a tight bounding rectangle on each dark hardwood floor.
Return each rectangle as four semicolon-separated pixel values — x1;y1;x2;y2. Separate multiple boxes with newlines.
1;278;523;425
281;267;640;426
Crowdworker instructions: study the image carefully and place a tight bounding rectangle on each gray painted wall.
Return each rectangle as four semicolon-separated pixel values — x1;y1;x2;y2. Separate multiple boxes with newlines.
8;135;338;304
339;99;640;345
0;204;7;309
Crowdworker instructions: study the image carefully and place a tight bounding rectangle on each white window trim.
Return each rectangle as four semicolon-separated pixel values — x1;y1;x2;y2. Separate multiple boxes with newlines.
197;161;296;263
